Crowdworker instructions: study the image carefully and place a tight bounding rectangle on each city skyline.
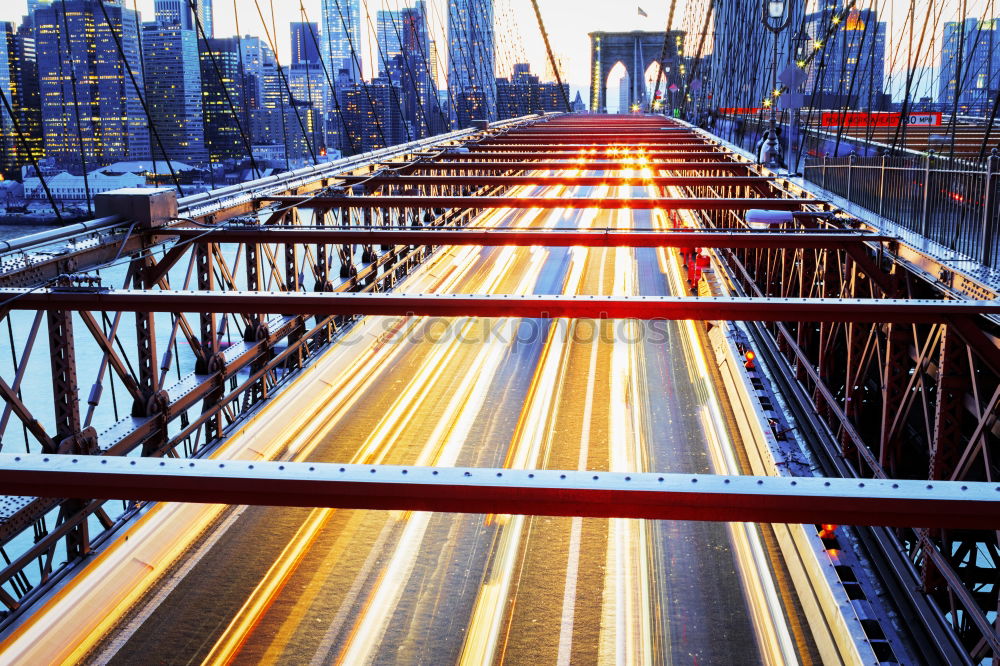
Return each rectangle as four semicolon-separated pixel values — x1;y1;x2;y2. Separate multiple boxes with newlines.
0;0;673;96
2;0;998;95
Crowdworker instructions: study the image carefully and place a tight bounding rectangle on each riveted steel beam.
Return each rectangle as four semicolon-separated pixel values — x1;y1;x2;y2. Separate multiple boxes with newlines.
3;290;999;323
404;161;754;171
159;227;890;250
338;175;771;187
0;455;998;530
431;151;725;161
258;196;812;210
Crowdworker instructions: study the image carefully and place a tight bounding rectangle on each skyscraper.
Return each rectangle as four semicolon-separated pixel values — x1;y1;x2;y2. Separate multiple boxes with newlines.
339;77;405;153
0;19;43;178
33;0;149;171
143;22;207;165
154;0;192;29
196;0;213;38
376;1;442;137
804;6;887;110
376;9;405;68
238;35;274;111
0;23;22;176
939;18;999;114
199;37;246;163
291;22;321;66
153;0;211;35
448;0;496;124
320;0;361;82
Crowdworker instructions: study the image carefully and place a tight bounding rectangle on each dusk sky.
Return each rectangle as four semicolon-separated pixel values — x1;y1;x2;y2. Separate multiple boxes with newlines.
0;0;994;104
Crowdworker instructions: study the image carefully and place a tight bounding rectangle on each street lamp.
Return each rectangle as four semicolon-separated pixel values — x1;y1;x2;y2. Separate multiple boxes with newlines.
761;0;792;169
787;27;811;174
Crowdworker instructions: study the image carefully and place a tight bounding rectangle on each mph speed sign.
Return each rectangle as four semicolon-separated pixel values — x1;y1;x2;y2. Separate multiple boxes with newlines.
821;111;942;127
905;112;942;126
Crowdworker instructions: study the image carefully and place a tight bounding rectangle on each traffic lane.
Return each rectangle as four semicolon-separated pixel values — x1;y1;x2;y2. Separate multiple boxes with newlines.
640;316;763;665
217;215;577;661
497;319;617;665
98;203;558;662
635;217;764;663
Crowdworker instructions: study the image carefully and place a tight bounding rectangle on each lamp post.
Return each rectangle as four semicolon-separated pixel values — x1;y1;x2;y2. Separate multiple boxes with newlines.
788;27;811;174
762;0;791;167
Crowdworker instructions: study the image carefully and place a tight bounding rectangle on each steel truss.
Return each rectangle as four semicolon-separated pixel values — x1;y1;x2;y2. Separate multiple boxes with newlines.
0;113;996;662
681;155;1000;661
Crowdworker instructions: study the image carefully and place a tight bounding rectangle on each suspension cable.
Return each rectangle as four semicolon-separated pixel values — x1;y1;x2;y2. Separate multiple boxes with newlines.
529;0;570;112
649;0;680;112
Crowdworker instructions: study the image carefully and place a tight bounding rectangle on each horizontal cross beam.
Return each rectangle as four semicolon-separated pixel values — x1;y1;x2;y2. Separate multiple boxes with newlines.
404;161;752;172
3;291;996;323
160;227;889;249
471;142;711;150
259;196;810;210
432;151;724;161
492;135;693;143
341;175;771;187
0;455;996;529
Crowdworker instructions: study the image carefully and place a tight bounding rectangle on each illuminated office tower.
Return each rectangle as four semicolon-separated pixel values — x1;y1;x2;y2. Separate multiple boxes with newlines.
34;0;149;171
939;18;999;114
153;0;212;35
804;6;887;110
142;23;207;165
339;77;406;153
448;0;496;124
320;0;361;82
197;0;213;37
291;22;321;66
199;37;245;164
0;20;43;178
378;1;442;137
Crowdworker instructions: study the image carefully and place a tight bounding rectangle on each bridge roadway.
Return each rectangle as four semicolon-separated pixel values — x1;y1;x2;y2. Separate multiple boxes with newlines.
18;173;803;662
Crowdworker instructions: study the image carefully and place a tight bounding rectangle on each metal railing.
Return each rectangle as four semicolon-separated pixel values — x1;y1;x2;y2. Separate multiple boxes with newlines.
804;149;1000;269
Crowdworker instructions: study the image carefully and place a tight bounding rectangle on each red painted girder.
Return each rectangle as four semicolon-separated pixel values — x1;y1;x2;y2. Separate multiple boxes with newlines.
433;151;724;160
405;161;753;171
472;143;710;150
1;455;998;529
4;291;998;323
159;227;890;249
339;175;770;187
258;196;809;210
497;133;691;139
488;139;700;145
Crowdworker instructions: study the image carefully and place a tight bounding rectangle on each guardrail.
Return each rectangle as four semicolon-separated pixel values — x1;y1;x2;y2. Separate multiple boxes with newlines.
804;149;1000;268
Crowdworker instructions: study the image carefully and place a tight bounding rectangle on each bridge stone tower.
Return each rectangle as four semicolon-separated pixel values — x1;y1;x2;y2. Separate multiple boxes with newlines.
589;31;684;113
